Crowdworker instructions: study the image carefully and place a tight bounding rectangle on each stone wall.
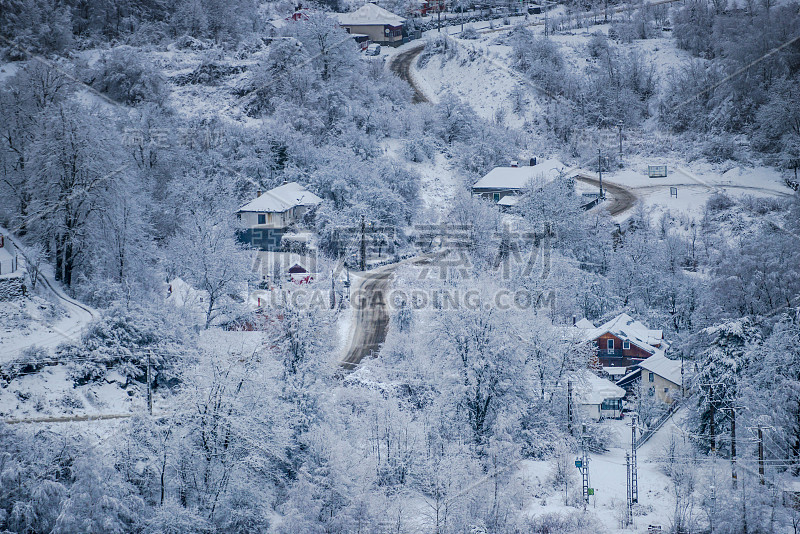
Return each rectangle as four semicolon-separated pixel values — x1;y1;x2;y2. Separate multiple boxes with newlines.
0;273;26;300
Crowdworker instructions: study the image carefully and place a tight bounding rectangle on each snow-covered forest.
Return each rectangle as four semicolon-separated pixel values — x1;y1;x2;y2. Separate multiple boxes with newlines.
0;0;799;531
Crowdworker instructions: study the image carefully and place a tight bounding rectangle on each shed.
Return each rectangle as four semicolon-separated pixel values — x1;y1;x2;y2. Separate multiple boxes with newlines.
575;372;626;421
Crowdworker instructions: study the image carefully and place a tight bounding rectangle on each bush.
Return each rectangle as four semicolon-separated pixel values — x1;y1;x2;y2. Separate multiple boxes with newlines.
88;46;167;106
702;135;738;163
706;192;735;211
402;137;434;163
418;34;456;68
588;31;609;58
460;26;480;39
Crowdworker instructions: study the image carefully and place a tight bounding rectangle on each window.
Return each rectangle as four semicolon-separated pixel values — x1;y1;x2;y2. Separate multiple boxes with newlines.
607;339;614;350
601;399;621;411
258;214;266;225
493;193;500;202
648;387;655;397
649;372;654;382
664;387;669;394
236;213;241;221
623;340;630;349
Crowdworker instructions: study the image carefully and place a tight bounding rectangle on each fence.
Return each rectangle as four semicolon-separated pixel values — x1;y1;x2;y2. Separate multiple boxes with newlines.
635;398;683;449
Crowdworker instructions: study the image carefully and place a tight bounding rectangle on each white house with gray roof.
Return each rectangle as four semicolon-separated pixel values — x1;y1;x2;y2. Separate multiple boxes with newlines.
336;3;405;45
471;158;579;203
237;182;322;251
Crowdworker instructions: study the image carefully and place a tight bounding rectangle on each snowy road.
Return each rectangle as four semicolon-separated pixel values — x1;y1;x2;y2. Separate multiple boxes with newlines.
340;267;395;370
388;43;429;104
575;174;638;216
0;227;98;361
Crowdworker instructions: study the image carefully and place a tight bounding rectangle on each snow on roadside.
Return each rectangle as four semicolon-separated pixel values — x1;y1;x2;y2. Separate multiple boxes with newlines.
603;158;793;221
413;37;538;128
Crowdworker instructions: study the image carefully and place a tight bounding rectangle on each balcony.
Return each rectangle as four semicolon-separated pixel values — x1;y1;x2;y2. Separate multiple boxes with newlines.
598;348;625;358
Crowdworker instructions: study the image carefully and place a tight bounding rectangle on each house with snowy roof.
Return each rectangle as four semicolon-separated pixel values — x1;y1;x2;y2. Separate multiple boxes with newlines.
237;182;323;251
574;371;626;421
471;158;577;204
580;313;667;370
336;3;405;45
616;351;686;404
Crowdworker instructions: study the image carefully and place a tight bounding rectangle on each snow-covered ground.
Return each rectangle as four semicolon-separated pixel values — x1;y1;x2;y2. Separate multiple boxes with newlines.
0;228;98;362
517;413;681;532
414;39;535;128
605;160;793;221
0;365;142;421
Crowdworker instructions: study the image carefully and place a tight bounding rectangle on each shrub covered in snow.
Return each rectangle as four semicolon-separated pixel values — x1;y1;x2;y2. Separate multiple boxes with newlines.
460;25;480;39
87;46;167;106
418;34;458;68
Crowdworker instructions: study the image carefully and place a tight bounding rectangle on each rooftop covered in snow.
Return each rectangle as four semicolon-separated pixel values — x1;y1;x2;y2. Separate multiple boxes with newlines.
239;182;323;214
574;372;626;405
638;351;684;386
336;4;405;26
583;313;665;355
471;158;570;192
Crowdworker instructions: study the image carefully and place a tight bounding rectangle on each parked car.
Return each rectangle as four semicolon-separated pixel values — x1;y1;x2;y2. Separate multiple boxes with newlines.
365;43;381;56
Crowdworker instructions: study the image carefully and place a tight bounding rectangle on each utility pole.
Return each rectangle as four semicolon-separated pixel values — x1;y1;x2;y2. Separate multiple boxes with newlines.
567;379;574;436
630;414;638;504
597;149;604;199
437;0;442;33
709;484;716;534
618;120;623;162
709;384;716;453
731;407;737;489
625;452;633;527
578;424;590;509
360;214;366;271
681;354;685;399
758;425;765;485
146;350;153;416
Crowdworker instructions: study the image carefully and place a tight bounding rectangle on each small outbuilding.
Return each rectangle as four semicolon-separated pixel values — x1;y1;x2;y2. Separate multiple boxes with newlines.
575;372;626;421
0;234;19;276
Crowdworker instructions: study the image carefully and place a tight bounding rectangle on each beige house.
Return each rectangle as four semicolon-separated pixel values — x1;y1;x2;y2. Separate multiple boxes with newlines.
637;351;685;404
336;3;405;45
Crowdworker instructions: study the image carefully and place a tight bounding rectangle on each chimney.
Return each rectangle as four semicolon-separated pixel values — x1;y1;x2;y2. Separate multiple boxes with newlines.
510;160;519;168
256;190;262;198
530;157;537;166
572;315;576;326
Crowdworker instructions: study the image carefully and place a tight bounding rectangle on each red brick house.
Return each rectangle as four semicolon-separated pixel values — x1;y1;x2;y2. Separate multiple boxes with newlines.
577;313;666;370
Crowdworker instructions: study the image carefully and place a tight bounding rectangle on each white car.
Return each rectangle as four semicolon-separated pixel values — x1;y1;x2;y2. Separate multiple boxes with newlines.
365;43;381;56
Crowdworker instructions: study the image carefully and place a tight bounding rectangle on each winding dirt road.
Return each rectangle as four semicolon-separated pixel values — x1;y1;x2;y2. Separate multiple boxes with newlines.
389;44;429;104
575;174;638;217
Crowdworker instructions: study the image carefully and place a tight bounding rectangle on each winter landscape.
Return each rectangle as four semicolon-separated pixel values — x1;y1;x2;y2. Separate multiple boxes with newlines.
0;0;799;532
